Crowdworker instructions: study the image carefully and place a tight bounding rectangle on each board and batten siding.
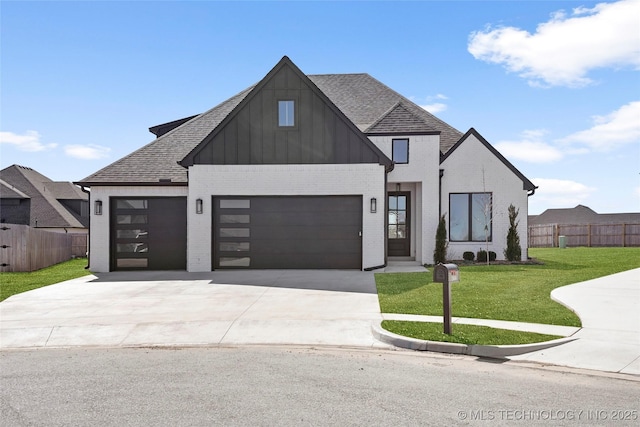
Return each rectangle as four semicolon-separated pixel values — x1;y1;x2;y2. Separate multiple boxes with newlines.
190;64;382;166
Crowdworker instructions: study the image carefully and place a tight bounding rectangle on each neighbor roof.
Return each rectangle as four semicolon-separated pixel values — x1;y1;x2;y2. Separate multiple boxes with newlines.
529;205;640;226
0;165;87;228
78;58;462;185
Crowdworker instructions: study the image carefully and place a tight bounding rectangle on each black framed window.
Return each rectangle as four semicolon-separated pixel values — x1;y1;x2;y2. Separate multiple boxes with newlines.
392;139;409;164
449;192;492;242
278;100;295;127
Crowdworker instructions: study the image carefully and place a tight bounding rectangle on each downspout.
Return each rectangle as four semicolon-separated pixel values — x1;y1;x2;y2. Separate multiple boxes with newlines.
79;185;91;270
438;169;444;218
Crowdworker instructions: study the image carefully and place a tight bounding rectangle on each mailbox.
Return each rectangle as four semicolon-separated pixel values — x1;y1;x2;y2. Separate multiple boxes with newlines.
433;263;459;284
432;263;459;335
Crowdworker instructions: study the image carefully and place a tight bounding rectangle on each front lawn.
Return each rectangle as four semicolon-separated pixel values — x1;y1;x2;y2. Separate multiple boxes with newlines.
0;258;90;301
376;247;640;328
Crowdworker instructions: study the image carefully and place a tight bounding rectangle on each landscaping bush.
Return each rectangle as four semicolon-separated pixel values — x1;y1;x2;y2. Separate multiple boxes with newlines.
433;214;447;264
463;251;475;261
477;250;496;263
504;204;522;261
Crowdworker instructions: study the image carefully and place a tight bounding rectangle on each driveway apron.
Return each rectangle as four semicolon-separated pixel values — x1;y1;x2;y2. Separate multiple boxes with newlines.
1;270;388;349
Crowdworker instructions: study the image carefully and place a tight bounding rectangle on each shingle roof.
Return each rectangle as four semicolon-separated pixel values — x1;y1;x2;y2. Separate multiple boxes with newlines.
364;101;439;135
0;165;87;228
529;205;640;226
79;64;462;185
0;179;30;199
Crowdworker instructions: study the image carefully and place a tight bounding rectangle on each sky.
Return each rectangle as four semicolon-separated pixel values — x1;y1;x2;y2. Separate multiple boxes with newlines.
1;0;639;215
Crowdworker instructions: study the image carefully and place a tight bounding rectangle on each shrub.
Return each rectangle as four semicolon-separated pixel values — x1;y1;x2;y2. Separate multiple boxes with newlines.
489;251;497;261
463;251;475;261
477;250;487;263
504;204;522;261
434;214;448;264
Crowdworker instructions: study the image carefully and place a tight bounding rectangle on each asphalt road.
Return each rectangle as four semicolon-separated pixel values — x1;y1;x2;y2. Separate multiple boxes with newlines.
2;346;638;426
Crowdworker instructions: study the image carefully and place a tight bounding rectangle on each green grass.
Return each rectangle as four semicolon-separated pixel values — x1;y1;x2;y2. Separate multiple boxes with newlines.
0;258;90;301
381;320;562;345
376;247;640;328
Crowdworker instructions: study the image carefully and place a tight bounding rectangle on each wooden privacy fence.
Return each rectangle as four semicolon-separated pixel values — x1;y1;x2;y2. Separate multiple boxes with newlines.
0;224;87;272
528;223;640;248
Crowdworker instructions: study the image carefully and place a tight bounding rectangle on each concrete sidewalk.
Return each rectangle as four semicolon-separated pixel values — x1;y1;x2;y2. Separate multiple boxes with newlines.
510;268;640;375
1;270;388;349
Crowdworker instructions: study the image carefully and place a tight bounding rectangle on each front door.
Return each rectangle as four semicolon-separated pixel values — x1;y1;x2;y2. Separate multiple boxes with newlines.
388;192;410;257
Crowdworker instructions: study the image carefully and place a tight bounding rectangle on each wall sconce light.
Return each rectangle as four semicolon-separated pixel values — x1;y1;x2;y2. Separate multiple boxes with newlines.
196;198;203;214
94;200;103;215
370;197;377;213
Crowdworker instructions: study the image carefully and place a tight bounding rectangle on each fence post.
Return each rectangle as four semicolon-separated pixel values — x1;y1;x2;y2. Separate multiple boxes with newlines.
622;223;626;247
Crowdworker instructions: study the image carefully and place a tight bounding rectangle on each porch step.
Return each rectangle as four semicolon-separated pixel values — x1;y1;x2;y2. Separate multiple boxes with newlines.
381;260;427;273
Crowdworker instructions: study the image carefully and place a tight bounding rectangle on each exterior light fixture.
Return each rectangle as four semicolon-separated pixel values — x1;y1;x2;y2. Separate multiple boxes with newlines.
94;200;103;215
196;198;203;214
370;197;377;213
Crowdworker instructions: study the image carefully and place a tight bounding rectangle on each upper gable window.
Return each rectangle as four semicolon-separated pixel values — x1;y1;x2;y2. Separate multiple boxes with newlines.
392;139;409;164
278;100;295;127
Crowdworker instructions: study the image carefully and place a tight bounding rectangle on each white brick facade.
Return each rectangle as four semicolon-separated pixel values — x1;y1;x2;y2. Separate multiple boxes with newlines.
88;186;188;272
440;134;530;261
370;134;441;265
187;164;387;272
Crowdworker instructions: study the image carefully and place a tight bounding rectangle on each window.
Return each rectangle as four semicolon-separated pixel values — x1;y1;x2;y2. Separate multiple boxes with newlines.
388;194;408;239
392;139;409;164
278;100;295;127
449;193;492;242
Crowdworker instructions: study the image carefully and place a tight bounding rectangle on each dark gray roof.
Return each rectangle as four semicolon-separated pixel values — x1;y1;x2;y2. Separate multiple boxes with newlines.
79;63;462;185
0;165;87;228
529;205;640;226
0;179;29;199
364;102;439;135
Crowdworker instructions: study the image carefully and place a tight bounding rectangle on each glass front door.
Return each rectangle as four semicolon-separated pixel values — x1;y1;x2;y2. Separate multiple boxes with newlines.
388;192;410;256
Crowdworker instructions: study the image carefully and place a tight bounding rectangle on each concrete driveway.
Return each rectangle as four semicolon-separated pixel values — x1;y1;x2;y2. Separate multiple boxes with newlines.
1;270;388;349
510;268;640;375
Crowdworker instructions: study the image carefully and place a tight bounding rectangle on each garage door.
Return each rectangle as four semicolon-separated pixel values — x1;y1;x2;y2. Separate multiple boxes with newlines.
110;197;187;270
213;196;362;269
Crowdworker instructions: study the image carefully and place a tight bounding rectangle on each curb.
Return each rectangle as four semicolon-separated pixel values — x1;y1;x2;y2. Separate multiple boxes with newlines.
371;322;578;358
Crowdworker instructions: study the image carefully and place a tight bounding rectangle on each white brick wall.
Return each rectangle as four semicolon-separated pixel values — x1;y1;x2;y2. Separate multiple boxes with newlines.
370;134;441;265
187;164;387;271
88;186;188;272
440;134;530;261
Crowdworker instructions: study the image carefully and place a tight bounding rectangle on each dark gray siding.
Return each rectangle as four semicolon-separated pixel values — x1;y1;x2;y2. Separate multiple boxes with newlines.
192;64;380;166
0;199;31;225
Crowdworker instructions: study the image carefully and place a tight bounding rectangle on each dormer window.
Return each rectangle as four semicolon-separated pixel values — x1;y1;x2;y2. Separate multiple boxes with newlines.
278;100;295;127
392;139;409;164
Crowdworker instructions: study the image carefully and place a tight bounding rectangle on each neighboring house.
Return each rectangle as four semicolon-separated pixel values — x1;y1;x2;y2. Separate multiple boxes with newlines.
77;56;535;272
529;205;640;226
0;165;89;233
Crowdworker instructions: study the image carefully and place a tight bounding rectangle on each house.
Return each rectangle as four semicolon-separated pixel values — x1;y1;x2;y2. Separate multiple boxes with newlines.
0;165;89;233
77;56;535;272
529;205;640;226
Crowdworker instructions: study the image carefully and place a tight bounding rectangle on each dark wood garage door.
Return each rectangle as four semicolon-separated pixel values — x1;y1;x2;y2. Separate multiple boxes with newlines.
110;197;187;271
213;196;362;269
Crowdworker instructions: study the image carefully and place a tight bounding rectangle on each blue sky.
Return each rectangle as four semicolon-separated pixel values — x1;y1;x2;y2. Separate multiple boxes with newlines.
1;0;638;214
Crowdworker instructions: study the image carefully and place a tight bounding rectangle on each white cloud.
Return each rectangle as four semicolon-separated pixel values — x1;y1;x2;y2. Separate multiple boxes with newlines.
531;178;596;208
468;0;640;87
0;130;57;152
559;101;640;151
420;103;447;114
64;144;111;160
494;129;563;163
420;94;449;113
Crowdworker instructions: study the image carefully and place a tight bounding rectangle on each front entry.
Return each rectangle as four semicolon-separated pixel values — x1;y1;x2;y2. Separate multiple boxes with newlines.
387;192;410;257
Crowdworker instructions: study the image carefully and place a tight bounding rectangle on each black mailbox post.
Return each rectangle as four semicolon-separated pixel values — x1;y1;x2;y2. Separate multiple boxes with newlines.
433;263;459;334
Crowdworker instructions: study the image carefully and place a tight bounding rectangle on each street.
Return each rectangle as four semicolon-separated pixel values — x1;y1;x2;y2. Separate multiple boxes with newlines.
2;346;638;426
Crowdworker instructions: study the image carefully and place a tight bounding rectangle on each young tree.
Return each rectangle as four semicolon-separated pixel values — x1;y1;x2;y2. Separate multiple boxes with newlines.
434;214;448;264
504;204;522;261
